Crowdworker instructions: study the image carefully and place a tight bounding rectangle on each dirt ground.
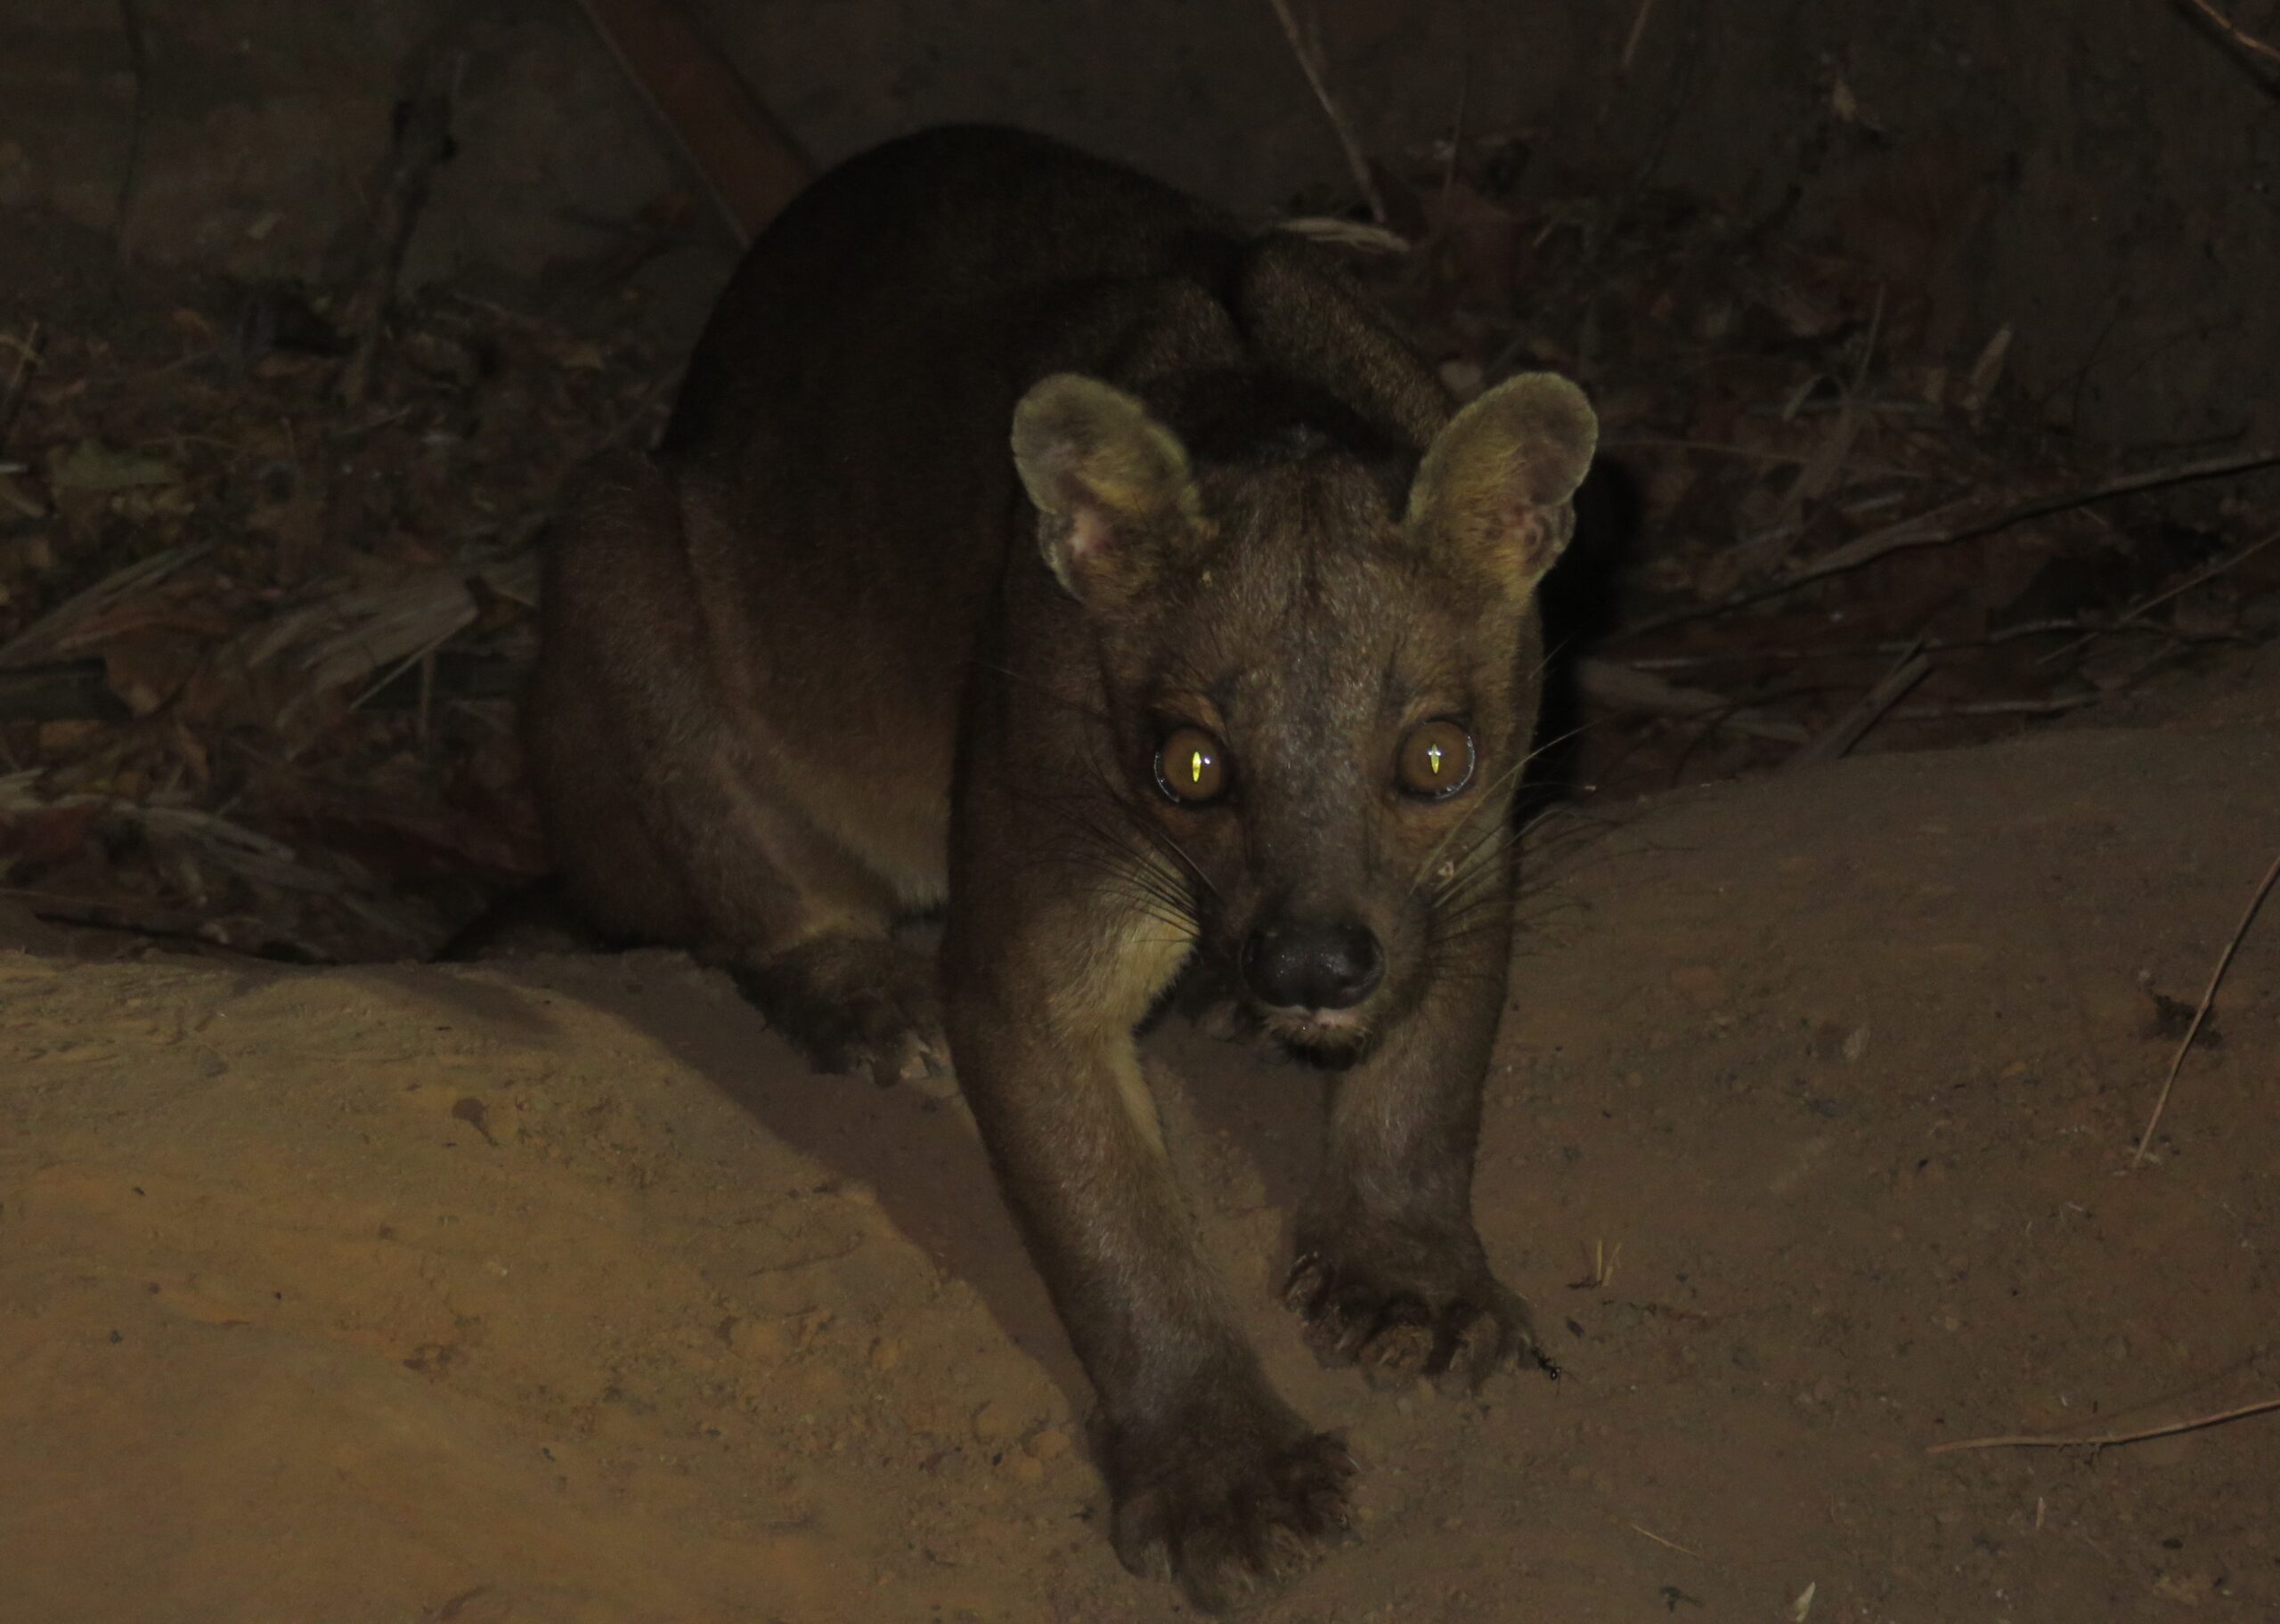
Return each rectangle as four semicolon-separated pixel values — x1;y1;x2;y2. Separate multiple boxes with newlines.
6;655;2275;1623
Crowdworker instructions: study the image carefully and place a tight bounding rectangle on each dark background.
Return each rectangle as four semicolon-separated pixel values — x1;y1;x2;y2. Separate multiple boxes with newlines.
5;0;2276;447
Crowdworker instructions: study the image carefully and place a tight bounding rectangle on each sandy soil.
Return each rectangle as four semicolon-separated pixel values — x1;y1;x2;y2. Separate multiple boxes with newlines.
6;685;2278;1623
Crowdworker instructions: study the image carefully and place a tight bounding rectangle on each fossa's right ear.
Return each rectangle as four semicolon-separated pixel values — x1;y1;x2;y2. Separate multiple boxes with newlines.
1012;374;1201;605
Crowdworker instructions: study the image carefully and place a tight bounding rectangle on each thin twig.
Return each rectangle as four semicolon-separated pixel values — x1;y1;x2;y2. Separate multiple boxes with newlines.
1928;1393;2280;1455
1625;618;2245;671
2133;846;2280;1165
113;0;149;258
1437;37;1470;217
2173;0;2280;70
1603;433;1926;482
0;320;40;455
1615;447;2280;640
1773;451;2280;596
1888;693;2102;721
1620;0;1659;71
2037;526;2280;666
1265;0;1390;225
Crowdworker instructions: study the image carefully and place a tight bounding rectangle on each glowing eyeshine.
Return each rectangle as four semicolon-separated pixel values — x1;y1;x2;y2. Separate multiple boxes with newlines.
1155;727;1229;806
1397;720;1477;799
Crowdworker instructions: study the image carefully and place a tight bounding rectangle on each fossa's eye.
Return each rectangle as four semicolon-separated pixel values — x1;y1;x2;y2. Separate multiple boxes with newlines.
1397;719;1475;799
1154;727;1229;806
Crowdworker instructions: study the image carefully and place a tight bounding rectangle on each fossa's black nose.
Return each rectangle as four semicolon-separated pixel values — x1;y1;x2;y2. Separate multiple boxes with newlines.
1242;916;1384;1011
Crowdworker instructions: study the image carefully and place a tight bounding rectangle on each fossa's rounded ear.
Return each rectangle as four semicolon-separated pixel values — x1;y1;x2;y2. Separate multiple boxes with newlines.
1012;374;1201;604
1405;372;1598;593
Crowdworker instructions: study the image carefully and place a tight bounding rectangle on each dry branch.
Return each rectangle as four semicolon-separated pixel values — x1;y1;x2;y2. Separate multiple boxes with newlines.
2038;525;2280;666
574;0;811;245
1786;449;2280;590
1617;447;2280;638
1781;648;1932;771
337;85;457;407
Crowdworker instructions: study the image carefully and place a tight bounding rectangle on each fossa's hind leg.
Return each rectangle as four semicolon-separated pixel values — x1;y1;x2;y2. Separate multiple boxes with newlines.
526;452;947;1084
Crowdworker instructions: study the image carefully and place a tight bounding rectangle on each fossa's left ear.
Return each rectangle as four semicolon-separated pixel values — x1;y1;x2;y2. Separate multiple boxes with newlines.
1011;374;1202;607
1406;372;1598;594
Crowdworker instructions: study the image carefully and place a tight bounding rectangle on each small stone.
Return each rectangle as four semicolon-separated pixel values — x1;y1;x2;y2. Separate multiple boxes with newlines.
971;1400;1015;1444
726;1318;787;1362
1002;1453;1046;1484
867;1337;902;1372
1668;965;1726;1008
1024;1425;1072;1462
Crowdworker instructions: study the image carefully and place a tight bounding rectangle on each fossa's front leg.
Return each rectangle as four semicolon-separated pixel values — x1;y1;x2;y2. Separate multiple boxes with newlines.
1284;865;1549;1391
945;872;1351;1611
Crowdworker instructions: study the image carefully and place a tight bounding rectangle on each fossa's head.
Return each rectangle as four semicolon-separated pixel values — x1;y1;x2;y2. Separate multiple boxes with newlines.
1012;369;1596;1057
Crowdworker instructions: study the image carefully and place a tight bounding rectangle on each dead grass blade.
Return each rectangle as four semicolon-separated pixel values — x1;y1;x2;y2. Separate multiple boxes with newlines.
0;542;215;668
1274;216;1413;254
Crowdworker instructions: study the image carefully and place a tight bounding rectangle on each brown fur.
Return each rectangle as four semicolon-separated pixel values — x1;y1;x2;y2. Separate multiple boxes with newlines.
525;126;1596;1610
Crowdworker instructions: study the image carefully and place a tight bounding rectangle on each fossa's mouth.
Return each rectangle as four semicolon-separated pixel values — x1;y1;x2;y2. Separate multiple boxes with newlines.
1258;1003;1377;1060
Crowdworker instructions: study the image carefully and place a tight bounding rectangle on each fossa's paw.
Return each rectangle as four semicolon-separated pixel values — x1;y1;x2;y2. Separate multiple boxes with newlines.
802;981;949;1086
1284;1224;1553;1391
1105;1407;1356;1613
734;937;949;1087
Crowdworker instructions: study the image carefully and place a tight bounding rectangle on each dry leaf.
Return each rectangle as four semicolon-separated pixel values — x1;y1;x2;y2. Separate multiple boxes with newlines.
45;438;180;491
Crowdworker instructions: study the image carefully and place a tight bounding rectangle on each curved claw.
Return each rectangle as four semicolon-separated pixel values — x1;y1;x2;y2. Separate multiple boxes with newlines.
1284;1248;1548;1392
1111;1428;1358;1612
